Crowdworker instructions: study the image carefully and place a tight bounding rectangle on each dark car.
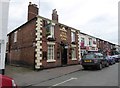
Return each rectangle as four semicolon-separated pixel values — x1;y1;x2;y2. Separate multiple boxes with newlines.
81;53;109;70
105;56;116;65
0;74;17;88
112;55;120;62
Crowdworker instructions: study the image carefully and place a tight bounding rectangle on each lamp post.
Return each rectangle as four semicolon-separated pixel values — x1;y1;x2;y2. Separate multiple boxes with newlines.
0;0;10;75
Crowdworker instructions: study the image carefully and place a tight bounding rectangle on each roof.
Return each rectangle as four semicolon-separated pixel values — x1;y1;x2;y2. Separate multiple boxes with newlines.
8;15;80;36
7;15;118;46
7;17;37;36
37;15;80;32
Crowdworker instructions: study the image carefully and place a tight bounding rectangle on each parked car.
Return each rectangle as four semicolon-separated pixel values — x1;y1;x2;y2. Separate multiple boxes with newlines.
112;55;120;62
81;53;109;70
105;56;116;65
0;74;17;88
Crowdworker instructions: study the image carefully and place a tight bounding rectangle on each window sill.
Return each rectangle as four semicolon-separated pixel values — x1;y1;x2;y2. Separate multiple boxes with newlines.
72;58;77;60
71;44;76;48
47;60;56;63
47;37;56;41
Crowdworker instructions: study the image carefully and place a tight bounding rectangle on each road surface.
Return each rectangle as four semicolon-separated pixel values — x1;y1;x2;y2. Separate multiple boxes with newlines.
32;63;118;87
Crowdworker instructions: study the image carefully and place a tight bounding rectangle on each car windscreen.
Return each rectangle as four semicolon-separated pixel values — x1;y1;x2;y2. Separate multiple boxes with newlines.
83;54;95;59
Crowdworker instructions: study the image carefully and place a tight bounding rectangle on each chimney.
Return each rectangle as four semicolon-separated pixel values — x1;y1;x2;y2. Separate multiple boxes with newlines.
52;9;58;22
28;2;38;21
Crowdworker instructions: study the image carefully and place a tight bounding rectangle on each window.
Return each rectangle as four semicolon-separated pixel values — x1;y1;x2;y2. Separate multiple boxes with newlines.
14;31;17;42
89;38;92;46
81;37;85;47
51;25;54;37
47;45;54;61
72;48;76;60
83;54;94;59
46;23;55;38
71;32;75;42
93;40;96;44
81;37;84;43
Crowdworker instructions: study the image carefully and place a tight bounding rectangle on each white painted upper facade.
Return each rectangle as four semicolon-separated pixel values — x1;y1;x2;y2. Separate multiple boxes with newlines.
80;33;98;51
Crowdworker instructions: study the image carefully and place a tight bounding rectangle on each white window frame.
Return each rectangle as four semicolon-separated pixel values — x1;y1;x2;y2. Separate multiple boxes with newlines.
71;32;75;42
81;37;84;43
89;38;92;46
50;25;54;38
47;42;56;62
14;31;17;42
71;48;77;60
46;22;55;38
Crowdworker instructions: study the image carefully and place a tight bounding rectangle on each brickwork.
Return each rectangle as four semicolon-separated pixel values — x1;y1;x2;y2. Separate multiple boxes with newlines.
7;2;80;70
7;19;37;68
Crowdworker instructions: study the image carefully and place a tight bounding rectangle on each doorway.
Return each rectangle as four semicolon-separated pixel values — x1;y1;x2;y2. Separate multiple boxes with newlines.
61;47;67;65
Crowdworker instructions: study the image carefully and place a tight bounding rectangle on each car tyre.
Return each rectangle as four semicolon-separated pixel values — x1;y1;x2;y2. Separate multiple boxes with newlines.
118;59;120;62
106;62;109;67
97;63;102;70
83;66;88;70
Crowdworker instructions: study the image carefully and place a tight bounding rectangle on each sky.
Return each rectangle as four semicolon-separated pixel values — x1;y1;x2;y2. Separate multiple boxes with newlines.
8;0;119;44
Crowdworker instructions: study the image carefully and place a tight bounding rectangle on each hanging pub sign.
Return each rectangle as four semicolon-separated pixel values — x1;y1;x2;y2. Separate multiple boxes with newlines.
60;27;67;41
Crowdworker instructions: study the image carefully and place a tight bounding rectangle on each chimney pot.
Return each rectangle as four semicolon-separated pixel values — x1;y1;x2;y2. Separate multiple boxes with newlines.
29;2;32;5
52;9;58;22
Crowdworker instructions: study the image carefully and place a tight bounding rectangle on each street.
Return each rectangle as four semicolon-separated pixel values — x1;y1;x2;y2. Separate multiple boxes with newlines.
5;63;119;87
32;63;118;87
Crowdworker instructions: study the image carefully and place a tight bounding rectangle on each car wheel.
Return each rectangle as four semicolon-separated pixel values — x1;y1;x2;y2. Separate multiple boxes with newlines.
118;59;120;62
83;66;88;70
97;63;102;70
106;62;109;67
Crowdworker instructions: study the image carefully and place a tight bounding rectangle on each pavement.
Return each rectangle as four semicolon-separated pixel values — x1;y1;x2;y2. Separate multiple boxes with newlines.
5;64;83;86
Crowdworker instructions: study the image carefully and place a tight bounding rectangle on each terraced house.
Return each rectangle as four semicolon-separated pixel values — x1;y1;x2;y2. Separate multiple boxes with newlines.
7;2;81;70
80;32;98;58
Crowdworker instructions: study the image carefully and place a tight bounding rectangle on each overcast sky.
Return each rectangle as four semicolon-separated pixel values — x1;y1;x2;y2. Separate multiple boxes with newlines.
8;0;119;44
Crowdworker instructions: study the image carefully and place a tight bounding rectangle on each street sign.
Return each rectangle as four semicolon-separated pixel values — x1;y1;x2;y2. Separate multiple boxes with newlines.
0;0;9;74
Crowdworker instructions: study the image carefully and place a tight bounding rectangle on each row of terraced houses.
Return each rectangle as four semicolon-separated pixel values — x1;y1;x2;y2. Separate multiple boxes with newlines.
6;2;120;70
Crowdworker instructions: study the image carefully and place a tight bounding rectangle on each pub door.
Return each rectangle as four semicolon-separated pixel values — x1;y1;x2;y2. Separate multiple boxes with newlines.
61;47;67;65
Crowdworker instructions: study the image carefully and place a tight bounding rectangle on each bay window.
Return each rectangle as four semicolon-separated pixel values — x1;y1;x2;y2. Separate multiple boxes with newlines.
46;22;55;39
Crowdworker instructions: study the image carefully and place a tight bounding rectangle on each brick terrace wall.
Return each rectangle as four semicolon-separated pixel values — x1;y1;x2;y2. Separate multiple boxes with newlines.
67;29;79;65
41;22;61;69
7;19;37;68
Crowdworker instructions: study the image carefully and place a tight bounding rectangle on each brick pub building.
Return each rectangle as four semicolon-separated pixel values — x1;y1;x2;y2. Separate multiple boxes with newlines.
7;2;81;70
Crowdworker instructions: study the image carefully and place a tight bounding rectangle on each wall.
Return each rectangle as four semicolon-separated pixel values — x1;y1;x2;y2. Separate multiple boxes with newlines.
7;19;37;68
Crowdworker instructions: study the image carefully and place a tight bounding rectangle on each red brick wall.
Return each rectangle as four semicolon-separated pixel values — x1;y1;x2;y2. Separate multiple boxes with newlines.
41;22;79;68
7;17;79;69
67;29;79;65
7;19;37;68
41;23;61;68
28;2;38;21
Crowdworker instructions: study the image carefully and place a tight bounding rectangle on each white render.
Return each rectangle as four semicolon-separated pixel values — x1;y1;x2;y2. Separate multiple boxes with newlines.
78;31;81;60
80;33;98;51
